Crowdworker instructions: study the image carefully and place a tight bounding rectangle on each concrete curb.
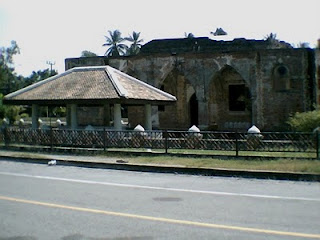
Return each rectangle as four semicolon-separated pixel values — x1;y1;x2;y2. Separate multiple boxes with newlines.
1;155;319;182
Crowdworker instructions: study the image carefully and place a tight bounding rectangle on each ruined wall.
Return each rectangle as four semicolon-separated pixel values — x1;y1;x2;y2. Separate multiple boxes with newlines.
65;47;315;131
259;49;314;130
127;106;145;129
77;106;105;126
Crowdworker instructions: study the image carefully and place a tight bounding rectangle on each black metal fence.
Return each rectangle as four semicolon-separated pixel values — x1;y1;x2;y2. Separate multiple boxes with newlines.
0;127;319;158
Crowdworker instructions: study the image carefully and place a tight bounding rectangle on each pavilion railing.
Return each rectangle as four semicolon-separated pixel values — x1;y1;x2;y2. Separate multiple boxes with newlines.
0;127;318;158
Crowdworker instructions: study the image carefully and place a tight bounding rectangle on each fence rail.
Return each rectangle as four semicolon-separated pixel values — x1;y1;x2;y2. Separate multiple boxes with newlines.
0;127;319;158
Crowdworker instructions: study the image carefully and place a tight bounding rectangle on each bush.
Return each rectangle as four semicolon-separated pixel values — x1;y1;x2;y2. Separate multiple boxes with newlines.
5;106;20;124
287;109;320;132
19;113;29;119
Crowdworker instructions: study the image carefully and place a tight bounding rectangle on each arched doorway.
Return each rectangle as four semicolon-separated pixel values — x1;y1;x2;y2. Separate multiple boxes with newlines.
208;65;251;131
189;93;198;126
158;69;195;129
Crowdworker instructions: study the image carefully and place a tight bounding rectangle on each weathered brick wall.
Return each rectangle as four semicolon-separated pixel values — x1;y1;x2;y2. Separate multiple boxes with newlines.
77;106;105;126
259;49;312;130
65;46;315;131
128;106;144;129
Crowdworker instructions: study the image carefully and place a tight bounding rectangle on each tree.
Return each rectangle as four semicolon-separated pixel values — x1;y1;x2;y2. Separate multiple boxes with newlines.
0;41;20;94
184;32;195;38
103;30;128;57
22;69;58;87
0;41;60;124
0;40;20;66
0;41;23;124
0;93;21;124
125;31;143;55
296;42;310;48
210;28;227;36
81;50;97;57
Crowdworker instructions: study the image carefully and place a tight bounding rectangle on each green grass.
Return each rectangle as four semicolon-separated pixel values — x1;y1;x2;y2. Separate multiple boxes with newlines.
108;147;316;159
125;155;320;174
1;146;320;174
166;149;316;158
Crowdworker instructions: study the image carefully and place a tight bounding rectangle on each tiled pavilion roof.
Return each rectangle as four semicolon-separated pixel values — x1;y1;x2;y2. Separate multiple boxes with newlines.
4;66;176;105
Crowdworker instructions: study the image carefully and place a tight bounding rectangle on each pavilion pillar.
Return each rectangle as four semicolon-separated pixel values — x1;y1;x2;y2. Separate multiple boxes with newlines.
104;104;111;127
114;103;122;130
66;105;70;127
70;104;78;129
67;104;78;129
145;104;152;130
32;104;39;129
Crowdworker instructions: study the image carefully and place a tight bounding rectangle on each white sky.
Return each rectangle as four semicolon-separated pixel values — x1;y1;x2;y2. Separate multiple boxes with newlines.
1;0;319;76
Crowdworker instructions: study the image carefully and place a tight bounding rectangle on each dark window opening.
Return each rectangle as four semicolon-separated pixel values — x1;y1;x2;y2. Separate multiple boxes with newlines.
274;65;290;91
277;66;287;76
190;93;198;126
121;105;128;118
158;105;165;111
229;85;246;111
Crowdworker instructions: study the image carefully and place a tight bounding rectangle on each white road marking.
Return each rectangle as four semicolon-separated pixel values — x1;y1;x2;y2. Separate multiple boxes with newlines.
1;171;319;202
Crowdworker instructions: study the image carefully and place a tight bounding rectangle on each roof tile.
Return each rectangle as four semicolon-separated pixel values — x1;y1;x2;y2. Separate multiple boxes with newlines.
4;66;176;105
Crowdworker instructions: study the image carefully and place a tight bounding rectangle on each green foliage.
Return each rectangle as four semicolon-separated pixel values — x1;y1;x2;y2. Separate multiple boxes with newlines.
264;32;278;42
0;40;60;125
22;69;58;87
0;40;20;66
296;42;310;48
0;93;20;124
19;113;29;119
0;41;57;94
0;41;20;94
287;109;320;132
102;30;144;57
103;30;128;57
5;105;20;124
125;31;143;55
81;50;97;57
210;28;227;36
184;32;195;38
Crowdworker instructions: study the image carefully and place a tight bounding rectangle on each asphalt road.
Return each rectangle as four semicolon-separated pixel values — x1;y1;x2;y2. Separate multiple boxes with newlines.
0;159;319;240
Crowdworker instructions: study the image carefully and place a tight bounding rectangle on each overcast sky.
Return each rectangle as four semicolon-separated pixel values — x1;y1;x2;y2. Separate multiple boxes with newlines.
1;0;319;76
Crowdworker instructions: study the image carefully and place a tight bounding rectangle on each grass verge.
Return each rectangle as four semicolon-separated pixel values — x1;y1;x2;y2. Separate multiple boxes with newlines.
1;148;320;174
123;155;320;174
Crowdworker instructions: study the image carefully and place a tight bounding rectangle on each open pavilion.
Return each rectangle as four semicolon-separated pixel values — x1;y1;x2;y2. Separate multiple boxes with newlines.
3;66;176;130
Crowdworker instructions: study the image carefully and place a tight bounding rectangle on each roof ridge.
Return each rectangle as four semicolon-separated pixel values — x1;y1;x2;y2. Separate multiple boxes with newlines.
72;66;107;71
108;66;177;101
105;66;128;98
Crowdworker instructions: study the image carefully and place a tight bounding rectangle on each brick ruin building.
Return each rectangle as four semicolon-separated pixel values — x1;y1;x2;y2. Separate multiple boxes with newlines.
65;37;320;131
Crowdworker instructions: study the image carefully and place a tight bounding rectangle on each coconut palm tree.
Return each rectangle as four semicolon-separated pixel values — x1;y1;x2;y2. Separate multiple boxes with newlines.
103;30;128;57
125;31;143;55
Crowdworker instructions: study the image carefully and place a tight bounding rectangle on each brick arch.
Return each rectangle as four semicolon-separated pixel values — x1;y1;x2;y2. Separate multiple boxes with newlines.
158;68;196;129
208;65;251;131
153;57;178;83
